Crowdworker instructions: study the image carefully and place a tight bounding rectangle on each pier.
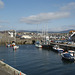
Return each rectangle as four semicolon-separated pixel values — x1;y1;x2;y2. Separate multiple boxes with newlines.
0;60;26;75
50;43;75;51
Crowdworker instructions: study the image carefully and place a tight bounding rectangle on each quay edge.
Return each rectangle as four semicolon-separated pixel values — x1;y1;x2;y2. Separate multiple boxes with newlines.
50;43;75;51
41;43;75;51
0;60;26;75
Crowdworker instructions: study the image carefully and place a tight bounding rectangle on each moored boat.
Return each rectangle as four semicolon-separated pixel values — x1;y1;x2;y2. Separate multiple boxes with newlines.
35;41;42;48
35;44;42;48
53;45;64;52
6;44;11;47
61;51;75;62
13;45;19;50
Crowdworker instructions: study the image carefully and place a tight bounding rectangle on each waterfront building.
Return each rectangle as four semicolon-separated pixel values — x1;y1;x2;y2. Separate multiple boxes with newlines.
21;35;32;39
8;30;16;37
69;31;75;42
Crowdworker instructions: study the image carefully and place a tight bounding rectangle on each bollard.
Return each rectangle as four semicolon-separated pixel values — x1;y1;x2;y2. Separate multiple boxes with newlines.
20;72;21;75
18;71;21;75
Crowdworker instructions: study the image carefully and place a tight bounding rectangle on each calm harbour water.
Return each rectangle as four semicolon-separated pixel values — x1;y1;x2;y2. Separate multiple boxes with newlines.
0;45;75;75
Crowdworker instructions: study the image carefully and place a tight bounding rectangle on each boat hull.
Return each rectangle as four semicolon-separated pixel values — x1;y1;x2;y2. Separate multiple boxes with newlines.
62;57;74;62
42;45;50;49
13;46;19;50
35;44;42;48
61;53;75;62
53;47;64;52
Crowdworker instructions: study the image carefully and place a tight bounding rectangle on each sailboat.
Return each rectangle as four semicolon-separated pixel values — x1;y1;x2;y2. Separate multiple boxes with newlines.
12;30;19;50
41;25;50;49
35;24;42;48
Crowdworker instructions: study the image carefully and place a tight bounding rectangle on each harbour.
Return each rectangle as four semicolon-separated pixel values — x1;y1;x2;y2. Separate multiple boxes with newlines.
0;30;75;75
0;45;75;75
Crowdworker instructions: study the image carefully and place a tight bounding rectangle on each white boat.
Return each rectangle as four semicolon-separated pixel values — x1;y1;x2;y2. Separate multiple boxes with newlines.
68;50;75;56
35;44;42;48
35;41;42;48
12;42;16;47
6;44;11;47
13;45;19;50
61;51;75;62
53;45;64;52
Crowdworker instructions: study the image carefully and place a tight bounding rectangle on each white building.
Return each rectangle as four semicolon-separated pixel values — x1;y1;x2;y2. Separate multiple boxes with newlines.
21;35;32;39
8;30;16;37
8;32;14;37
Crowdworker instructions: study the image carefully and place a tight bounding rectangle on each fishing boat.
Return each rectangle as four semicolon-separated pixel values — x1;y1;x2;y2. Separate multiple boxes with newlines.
12;42;19;50
61;51;75;62
35;41;42;48
53;45;64;52
35;44;42;48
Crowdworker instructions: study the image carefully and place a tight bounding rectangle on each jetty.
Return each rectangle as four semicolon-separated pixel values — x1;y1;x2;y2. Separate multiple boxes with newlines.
50;43;75;51
0;60;26;75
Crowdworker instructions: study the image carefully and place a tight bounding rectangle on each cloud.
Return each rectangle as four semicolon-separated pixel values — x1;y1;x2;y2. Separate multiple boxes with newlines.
20;12;70;24
0;25;2;28
0;20;9;23
0;0;4;8
61;2;75;11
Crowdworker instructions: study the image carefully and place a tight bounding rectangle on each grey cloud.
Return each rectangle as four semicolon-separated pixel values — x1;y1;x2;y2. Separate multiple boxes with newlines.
61;2;75;11
0;0;4;8
0;20;9;23
20;12;70;24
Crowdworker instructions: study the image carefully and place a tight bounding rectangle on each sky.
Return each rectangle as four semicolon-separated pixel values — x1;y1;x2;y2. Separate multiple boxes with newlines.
0;0;75;32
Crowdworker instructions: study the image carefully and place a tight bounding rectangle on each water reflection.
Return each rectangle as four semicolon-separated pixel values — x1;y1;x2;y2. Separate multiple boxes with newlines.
61;58;74;64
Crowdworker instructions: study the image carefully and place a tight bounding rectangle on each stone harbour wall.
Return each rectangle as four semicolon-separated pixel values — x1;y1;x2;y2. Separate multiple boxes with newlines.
0;60;26;75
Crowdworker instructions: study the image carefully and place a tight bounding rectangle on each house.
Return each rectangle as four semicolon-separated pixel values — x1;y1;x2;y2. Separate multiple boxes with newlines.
8;30;16;37
69;31;75;42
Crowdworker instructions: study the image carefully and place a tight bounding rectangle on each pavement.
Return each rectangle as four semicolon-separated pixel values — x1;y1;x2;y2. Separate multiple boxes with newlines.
0;69;11;75
0;60;26;75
